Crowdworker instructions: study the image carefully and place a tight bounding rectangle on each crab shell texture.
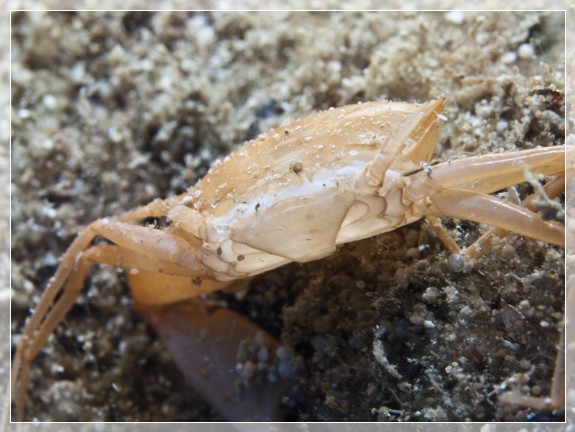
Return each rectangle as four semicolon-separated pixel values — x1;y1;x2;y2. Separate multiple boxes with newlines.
165;99;442;286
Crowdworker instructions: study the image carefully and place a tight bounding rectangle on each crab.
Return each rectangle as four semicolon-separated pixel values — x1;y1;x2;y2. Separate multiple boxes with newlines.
12;98;568;421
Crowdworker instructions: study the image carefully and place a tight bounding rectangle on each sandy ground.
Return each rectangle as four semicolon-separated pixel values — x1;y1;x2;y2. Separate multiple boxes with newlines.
9;9;568;424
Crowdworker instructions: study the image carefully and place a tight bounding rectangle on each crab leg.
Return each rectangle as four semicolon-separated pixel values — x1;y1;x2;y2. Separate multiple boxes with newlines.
420;188;564;246
12;237;93;421
405;146;568;249
16;218;205;352
91;220;206;271
425;173;565;259
425;214;463;256
499;326;565;409
357;99;444;193
117;198;170;222
13;224;99;419
409;145;567;197
16;201;176;355
12;202;204;420
460;174;565;259
498;275;571;409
